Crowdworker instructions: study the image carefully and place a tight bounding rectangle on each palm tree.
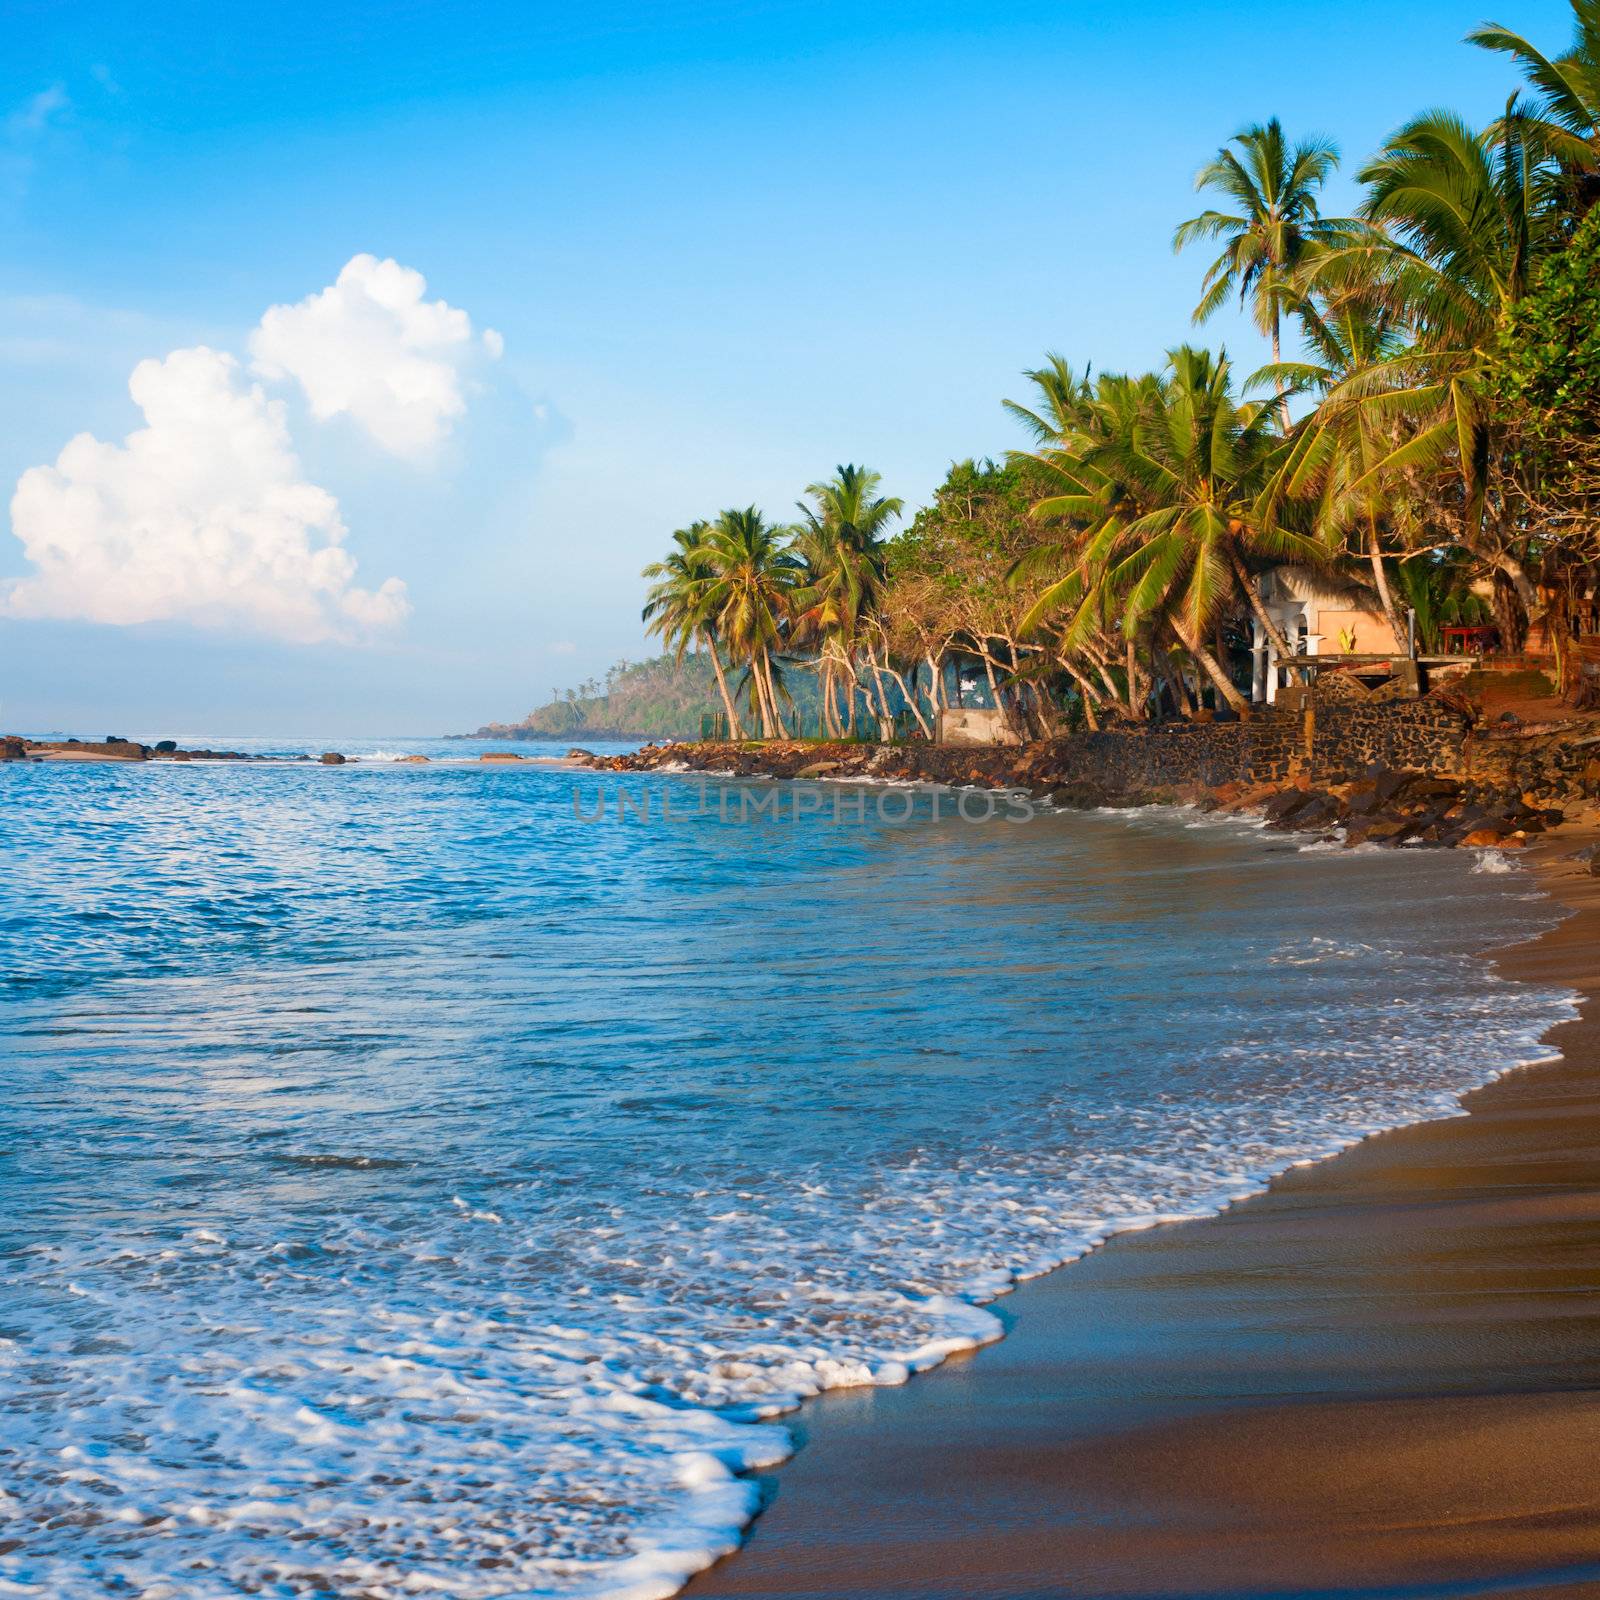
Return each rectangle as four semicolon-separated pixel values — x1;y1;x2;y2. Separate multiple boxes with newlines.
1254;297;1413;647
1174;118;1347;423
641;522;746;739
792;464;903;734
1470;0;1600;178
1304;108;1559;621
695;507;803;739
1017;348;1328;716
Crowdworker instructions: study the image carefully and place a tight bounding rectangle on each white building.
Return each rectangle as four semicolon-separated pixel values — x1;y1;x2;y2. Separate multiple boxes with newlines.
1250;568;1405;704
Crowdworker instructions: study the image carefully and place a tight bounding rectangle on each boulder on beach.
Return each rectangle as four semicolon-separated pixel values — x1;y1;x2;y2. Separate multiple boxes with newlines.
319;752;346;765
480;752;525;762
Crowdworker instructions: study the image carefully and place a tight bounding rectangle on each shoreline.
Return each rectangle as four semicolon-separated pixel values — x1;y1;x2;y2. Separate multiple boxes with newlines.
683;826;1600;1599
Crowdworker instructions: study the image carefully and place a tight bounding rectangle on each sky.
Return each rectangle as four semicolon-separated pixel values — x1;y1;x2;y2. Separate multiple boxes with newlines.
0;0;1577;737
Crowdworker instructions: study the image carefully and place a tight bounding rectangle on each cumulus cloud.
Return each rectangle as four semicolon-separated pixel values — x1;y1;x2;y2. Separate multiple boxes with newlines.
250;254;502;457
5;346;409;643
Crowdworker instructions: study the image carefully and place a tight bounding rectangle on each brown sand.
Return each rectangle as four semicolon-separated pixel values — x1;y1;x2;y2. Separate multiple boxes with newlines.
689;836;1600;1599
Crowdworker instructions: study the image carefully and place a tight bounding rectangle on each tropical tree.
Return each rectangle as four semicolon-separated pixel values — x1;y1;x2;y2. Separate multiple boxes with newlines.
1016;348;1329;716
641;522;747;738
693;507;803;739
791;464;903;734
1174;118;1348;422
1254;297;1414;645
1470;0;1600;178
1304;107;1560;626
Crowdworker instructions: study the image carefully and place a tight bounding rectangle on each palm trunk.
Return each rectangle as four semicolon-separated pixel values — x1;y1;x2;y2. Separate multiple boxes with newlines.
1227;546;1295;660
705;638;745;739
759;651;790;739
750;650;776;738
1125;635;1147;719
1171;614;1251;717
1365;518;1406;655
1272;316;1291;435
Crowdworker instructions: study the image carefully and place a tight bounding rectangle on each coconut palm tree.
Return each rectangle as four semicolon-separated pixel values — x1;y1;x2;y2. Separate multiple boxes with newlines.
1254;297;1414;646
695;507;803;739
1304;108;1559;622
641;522;747;738
1018;349;1329;715
1174;118;1348;423
791;464;903;735
1470;0;1600;178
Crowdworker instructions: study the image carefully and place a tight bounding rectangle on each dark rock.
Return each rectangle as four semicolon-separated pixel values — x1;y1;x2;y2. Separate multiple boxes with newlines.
1263;789;1317;824
154;739;177;753
319;752;346;765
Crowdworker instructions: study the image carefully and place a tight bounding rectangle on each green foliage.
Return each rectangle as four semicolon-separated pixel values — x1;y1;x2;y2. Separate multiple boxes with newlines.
887;457;1050;583
1492;203;1600;436
473;654;820;740
1387;553;1492;651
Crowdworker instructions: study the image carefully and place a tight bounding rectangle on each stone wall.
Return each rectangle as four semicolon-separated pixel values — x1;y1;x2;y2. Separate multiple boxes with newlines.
1026;699;1471;793
606;694;1598;808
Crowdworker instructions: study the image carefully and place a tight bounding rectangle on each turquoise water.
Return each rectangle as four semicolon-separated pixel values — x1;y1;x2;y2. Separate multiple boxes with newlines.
0;747;1572;1598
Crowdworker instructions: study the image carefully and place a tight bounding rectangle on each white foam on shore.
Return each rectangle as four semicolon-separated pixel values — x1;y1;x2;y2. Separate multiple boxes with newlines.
0;792;1578;1600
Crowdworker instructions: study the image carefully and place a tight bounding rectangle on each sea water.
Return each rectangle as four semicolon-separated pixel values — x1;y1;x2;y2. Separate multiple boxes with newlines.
0;746;1574;1598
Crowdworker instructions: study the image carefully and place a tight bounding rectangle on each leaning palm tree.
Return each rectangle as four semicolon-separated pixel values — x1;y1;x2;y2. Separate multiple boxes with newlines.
641;522;746;738
791;464;903;734
1017;349;1329;716
1174;118;1348;423
1470;0;1600;176
694;507;803;739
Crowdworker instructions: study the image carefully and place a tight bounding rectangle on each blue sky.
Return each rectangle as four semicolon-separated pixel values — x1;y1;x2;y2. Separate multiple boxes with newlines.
0;0;1575;736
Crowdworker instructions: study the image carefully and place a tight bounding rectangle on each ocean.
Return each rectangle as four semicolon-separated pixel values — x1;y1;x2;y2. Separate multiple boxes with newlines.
0;739;1574;1599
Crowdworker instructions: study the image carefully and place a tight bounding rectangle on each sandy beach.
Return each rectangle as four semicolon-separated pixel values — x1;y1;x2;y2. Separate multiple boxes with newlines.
689;835;1600;1600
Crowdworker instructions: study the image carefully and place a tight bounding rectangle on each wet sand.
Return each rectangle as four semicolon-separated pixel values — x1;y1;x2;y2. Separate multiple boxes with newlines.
689;836;1600;1599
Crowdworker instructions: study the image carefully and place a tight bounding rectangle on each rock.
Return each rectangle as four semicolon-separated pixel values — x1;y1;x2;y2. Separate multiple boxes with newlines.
567;748;596;762
796;760;844;779
1295;794;1347;828
1049;783;1105;810
479;752;524;762
1262;788;1316;824
1362;819;1407;844
1460;828;1507;847
1366;766;1412;805
319;752;346;765
1397;776;1460;802
154;739;178;753
395;754;429;763
0;736;25;761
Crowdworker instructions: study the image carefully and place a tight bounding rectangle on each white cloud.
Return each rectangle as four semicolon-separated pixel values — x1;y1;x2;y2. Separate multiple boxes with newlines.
250;254;502;457
5;346;409;643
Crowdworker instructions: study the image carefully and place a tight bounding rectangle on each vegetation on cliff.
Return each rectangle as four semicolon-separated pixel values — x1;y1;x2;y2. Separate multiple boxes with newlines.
470;654;821;740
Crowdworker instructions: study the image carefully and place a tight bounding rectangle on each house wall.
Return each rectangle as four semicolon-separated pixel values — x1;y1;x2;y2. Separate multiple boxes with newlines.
1313;607;1403;655
936;707;1020;746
